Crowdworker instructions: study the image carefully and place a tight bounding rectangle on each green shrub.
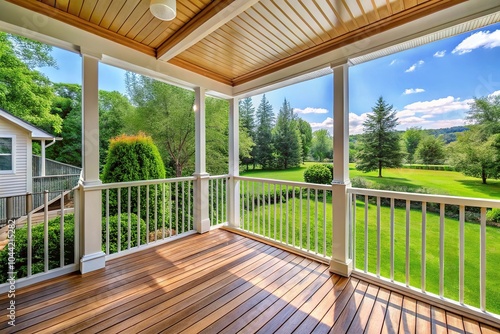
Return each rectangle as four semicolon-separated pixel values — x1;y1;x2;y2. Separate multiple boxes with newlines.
304;164;332;185
0;215;76;283
487;208;500;224
102;133;166;221
103;213;147;254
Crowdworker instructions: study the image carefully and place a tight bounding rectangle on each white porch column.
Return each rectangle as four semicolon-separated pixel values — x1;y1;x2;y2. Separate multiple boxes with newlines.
228;98;240;228
79;52;105;274
330;62;353;277
193;87;210;233
40;139;46;176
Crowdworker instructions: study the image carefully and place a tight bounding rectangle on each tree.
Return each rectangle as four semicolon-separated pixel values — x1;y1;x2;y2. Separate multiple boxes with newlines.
254;94;275;168
297;118;312;162
0;32;61;134
415;135;446;165
273;99;302;169
467;94;500;136
402;127;423;164
311;129;332;161
99;90;134;167
449;126;497;184
356;97;404;177
125;72;195;177
239;97;256;169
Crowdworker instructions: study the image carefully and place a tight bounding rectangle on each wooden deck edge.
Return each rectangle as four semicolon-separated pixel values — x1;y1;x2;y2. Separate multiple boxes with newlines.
352;270;500;330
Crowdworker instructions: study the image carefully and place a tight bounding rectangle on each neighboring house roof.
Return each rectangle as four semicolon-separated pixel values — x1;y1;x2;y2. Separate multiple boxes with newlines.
0;108;60;140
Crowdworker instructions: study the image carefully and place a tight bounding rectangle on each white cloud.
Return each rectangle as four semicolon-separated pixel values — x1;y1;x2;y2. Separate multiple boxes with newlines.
389;59;398;66
293;107;328;114
452;30;500;55
403;88;425;95
310;117;333;130
433;50;446;58
490;90;500;97
405;60;424;72
399;96;473;116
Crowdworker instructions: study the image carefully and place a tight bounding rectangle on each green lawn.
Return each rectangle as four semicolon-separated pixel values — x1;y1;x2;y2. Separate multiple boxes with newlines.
238;164;500;313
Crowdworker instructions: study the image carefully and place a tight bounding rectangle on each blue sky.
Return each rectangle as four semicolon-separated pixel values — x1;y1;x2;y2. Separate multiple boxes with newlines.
39;22;500;135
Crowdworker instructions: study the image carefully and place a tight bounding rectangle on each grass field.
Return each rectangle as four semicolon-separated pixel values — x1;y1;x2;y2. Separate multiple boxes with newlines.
238;163;500;313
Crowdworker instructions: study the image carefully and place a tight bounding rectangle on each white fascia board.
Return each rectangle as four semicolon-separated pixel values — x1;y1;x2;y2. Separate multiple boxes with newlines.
0;1;233;98
0;109;55;140
233;0;500;97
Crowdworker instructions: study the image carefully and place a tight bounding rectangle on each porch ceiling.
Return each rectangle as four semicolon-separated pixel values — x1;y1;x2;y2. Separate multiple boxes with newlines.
2;0;500;97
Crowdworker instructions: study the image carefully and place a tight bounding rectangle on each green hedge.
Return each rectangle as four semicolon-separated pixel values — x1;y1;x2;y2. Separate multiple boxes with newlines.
304;164;331;185
401;164;455;171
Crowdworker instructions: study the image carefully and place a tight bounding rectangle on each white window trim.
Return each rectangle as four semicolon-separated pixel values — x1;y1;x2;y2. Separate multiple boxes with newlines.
0;135;15;174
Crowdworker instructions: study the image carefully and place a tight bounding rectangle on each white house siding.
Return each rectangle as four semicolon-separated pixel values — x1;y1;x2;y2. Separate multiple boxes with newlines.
0;118;29;197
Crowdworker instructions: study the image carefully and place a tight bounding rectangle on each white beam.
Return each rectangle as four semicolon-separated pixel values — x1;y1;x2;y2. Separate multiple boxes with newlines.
158;0;261;61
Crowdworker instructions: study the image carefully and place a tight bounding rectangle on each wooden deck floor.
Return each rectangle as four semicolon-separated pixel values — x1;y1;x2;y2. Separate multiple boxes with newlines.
1;229;499;333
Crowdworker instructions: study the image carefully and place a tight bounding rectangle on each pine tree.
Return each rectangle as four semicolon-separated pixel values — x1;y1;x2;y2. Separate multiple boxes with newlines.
239;97;256;169
255;94;275;168
356;97;403;177
273;99;302;169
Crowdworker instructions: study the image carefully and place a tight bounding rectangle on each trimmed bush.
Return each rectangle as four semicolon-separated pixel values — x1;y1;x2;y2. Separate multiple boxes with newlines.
304;164;331;185
487;209;500;224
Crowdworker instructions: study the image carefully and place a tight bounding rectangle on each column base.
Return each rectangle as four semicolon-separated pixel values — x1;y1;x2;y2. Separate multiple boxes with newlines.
329;258;353;277
196;218;211;234
80;251;106;274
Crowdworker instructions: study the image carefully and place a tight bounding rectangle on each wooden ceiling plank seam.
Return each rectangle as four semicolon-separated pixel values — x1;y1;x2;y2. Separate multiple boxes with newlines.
193;32;262;66
89;0;113;26
237;11;303;55
399;0;406;10
5;0;156;57
100;0;127;29
168;58;233;85
286;0;334;42
263;0;319;47
156;0;249;60
319;0;350;34
132;18;163;44
55;0;69;12
190;40;257;72
116;0;150;36
125;13;158;40
370;0;382;20
357;0;379;23
142;21;177;46
181;44;253;77
309;0;342;37
340;0;361;29
390;0;404;14
79;0;99;21
232;0;465;86
228;18;293;58
179;49;243;78
218;23;283;62
108;0;140;33
354;0;370;25
252;2;314;50
386;0;394;15
67;0;83;16
404;0;418;8
215;26;279;61
43;0;55;7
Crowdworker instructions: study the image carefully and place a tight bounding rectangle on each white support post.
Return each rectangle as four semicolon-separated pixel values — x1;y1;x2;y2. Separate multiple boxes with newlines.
79;52;105;274
228;98;240;228
41;139;46;177
193;87;210;233
330;62;353;277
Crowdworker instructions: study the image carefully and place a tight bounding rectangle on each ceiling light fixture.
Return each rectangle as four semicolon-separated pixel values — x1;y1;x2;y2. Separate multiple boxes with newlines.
150;0;176;21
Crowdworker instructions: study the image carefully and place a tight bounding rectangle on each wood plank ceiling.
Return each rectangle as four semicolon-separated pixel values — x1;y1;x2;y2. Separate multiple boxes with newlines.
7;0;466;86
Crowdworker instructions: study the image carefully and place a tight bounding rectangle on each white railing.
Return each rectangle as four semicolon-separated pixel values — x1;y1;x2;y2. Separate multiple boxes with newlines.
348;187;500;321
234;176;332;261
0;189;79;293
209;175;229;227
94;177;196;258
